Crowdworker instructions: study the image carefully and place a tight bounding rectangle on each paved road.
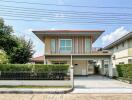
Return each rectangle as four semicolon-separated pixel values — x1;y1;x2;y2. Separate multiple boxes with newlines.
0;94;132;100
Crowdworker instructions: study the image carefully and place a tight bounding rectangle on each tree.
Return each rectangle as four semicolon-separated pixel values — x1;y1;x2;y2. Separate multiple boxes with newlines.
10;37;34;64
0;18;34;64
0;18;18;55
0;49;8;64
0;18;13;35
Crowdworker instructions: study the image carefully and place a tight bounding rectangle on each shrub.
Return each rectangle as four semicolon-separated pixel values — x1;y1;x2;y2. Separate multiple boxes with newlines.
0;64;69;80
116;65;123;77
0;50;8;64
0;64;32;71
0;64;69;72
34;64;69;72
116;64;132;80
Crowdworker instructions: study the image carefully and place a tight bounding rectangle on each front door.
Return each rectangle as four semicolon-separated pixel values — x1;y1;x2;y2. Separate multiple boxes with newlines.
87;60;94;75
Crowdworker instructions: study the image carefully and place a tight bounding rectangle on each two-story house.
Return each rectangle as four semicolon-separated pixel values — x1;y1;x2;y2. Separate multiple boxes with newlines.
32;30;112;76
104;32;132;76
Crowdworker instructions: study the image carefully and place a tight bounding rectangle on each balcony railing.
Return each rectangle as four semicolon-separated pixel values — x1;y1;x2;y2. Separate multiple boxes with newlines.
49;47;110;55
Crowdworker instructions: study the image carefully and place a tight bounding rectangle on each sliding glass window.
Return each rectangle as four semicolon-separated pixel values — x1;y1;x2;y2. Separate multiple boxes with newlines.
51;39;56;53
85;38;91;53
60;39;72;53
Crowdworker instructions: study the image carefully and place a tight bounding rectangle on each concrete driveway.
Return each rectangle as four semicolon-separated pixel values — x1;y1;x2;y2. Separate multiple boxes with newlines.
72;75;132;93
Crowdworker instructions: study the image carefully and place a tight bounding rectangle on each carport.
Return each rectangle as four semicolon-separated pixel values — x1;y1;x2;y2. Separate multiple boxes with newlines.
45;53;113;77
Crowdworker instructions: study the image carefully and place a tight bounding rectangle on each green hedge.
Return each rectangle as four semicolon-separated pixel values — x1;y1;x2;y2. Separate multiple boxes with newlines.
0;64;69;80
116;64;132;80
0;64;32;71
34;64;69;72
0;64;69;72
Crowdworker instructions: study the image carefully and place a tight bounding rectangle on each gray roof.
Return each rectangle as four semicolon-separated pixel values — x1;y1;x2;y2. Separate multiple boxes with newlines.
104;32;132;49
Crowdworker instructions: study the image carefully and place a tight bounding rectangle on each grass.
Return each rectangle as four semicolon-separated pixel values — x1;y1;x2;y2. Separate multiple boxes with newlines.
118;77;132;81
0;85;71;88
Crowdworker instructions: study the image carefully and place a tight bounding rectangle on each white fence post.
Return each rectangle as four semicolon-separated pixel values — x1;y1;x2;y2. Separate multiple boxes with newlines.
70;54;74;88
109;57;113;77
70;65;74;88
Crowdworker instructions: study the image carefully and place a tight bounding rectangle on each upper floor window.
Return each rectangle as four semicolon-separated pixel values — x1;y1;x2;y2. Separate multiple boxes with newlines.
59;39;72;53
85;38;91;53
116;45;118;49
51;39;56;53
122;42;124;47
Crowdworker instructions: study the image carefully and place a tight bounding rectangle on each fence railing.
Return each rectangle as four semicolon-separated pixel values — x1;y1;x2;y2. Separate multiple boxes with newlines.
0;71;70;80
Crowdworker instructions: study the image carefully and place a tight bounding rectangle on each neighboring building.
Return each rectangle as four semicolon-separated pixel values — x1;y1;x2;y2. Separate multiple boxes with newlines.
31;55;44;64
104;32;132;76
32;30;112;76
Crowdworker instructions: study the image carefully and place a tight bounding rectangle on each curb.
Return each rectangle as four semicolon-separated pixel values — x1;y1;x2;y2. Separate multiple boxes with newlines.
0;88;74;94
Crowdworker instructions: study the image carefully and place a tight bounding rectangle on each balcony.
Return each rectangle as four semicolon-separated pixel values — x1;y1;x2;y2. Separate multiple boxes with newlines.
45;47;111;56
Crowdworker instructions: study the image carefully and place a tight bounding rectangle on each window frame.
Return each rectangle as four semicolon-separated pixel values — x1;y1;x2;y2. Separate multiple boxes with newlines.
122;42;124;47
85;38;91;53
51;39;56;53
59;39;72;53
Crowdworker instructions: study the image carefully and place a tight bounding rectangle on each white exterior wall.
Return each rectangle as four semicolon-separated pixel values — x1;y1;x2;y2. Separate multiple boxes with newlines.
108;39;132;76
111;40;129;68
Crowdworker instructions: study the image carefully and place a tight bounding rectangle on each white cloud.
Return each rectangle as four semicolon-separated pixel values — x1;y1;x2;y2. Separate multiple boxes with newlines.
32;41;44;57
27;28;33;32
101;26;129;46
50;28;56;30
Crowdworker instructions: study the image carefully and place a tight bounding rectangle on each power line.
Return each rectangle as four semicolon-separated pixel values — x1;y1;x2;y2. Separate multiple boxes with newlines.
1;9;131;20
0;5;132;16
1;8;132;23
1;6;132;19
1;14;132;24
1;7;132;24
0;0;132;9
4;18;132;25
0;1;132;24
1;11;132;22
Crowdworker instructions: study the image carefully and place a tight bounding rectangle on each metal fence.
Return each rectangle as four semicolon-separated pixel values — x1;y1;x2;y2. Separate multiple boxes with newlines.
0;71;70;80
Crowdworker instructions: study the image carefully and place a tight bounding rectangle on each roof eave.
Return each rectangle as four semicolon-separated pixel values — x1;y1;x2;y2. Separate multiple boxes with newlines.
32;30;105;33
32;30;105;43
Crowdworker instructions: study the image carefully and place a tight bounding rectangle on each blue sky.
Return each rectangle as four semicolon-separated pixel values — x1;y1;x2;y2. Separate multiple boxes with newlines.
1;0;132;57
